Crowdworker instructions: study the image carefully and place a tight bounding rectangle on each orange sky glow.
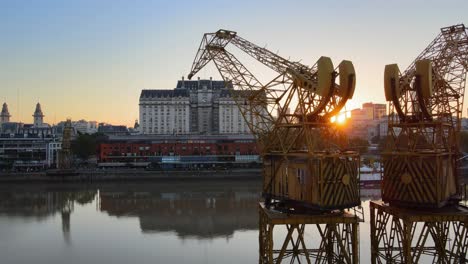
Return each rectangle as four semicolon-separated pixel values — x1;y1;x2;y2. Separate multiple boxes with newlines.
1;1;467;127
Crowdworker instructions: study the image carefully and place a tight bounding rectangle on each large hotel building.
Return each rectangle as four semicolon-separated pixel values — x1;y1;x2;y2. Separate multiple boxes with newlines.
139;78;253;135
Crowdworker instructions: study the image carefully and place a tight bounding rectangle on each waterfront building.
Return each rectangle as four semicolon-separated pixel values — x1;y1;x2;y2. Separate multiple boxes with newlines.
218;90;251;134
0;133;61;170
97;134;260;168
139;78;255;135
0;103;65;170
0;103;11;124
139;89;190;135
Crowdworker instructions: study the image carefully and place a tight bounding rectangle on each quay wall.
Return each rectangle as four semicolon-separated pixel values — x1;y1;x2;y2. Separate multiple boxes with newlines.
0;168;262;182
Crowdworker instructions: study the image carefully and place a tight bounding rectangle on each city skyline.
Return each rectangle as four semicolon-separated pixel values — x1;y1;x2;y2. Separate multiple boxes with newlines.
1;0;467;126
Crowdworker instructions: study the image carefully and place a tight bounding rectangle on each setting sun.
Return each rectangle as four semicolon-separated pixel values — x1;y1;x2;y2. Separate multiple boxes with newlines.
337;114;346;123
331;112;349;124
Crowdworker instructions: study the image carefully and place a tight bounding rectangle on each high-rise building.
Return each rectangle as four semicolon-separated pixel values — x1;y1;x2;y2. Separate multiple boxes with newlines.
139;78;254;135
372;103;387;120
347;102;388;141
352;102;387;122
361;103;375;120
0;103;11;124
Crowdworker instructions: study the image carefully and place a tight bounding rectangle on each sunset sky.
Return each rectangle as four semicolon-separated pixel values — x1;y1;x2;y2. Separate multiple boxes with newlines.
1;0;467;126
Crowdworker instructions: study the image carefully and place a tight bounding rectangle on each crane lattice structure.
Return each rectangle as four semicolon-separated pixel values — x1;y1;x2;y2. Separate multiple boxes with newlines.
382;24;468;208
188;29;360;211
189;30;362;264
371;24;468;264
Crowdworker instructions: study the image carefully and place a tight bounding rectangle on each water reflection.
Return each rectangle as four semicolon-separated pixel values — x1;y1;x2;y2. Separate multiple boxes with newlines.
0;181;265;264
0;185;96;245
359;188;381;201
98;181;261;238
0;187;95;217
0;181;387;264
0;181;261;240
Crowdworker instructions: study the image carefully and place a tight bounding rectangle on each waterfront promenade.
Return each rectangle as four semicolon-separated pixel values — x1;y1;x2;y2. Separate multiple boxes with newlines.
0;168;262;182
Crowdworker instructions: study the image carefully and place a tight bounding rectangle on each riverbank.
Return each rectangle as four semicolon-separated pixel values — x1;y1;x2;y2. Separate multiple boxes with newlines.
0;168;262;182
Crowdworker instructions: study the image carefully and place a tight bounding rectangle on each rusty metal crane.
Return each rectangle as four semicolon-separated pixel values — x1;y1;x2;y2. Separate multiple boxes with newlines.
188;29;359;211
383;24;468;208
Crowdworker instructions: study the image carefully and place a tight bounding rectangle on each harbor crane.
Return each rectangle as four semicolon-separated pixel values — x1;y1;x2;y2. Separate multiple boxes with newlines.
371;24;468;264
383;24;468;208
188;29;359;211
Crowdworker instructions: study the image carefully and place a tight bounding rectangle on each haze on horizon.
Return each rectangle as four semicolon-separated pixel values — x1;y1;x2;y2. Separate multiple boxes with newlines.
1;0;467;126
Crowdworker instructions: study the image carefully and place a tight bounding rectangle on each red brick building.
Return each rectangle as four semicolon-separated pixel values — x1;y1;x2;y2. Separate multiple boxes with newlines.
98;134;259;163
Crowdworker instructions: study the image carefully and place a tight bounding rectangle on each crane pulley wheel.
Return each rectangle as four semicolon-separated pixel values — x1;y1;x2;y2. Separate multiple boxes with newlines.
338;60;356;99
384;64;401;101
415;59;433;99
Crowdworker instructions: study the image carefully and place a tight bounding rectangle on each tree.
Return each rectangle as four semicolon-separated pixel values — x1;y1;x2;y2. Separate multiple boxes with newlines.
378;136;391;153
370;135;380;144
71;132;107;161
459;131;468;153
349;137;370;154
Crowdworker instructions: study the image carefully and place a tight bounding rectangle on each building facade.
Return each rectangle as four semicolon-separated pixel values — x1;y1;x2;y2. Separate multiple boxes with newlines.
347;102;388;141
139;78;254;135
98;134;260;168
0;134;61;170
140;89;190;135
73;120;98;134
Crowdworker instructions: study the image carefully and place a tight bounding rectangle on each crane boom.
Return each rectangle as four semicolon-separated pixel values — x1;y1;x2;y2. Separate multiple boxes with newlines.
188;30;356;121
385;24;468;127
189;30;301;80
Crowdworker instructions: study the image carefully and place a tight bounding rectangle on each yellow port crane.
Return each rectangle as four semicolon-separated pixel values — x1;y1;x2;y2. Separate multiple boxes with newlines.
188;29;359;211
383;24;468;208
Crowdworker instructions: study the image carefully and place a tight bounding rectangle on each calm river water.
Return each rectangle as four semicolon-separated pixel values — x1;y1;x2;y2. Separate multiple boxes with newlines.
0;180;382;263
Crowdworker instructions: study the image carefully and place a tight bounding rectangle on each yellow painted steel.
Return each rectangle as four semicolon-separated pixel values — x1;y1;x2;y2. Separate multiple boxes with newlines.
188;29;360;211
370;201;468;263
415;59;433;98
259;203;360;263
316;56;334;96
264;152;360;210
338;60;356;99
384;63;400;101
382;24;468;208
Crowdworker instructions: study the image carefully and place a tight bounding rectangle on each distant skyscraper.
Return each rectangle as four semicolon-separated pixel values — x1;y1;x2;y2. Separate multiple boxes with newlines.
0;102;11;124
357;102;387;121
348;102;388;140
33;102;45;127
372;103;387;120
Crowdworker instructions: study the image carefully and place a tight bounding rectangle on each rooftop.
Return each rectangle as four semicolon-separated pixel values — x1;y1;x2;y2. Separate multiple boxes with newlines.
140;89;189;99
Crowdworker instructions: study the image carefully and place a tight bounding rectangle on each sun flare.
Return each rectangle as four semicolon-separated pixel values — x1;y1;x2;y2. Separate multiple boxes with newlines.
330;112;350;124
